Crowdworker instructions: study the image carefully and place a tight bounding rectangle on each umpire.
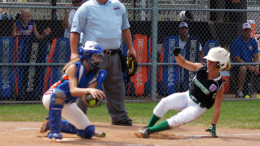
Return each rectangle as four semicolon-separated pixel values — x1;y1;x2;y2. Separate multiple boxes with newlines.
70;0;136;126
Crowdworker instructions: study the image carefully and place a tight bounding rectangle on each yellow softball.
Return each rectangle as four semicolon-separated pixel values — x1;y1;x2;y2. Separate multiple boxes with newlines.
89;99;96;105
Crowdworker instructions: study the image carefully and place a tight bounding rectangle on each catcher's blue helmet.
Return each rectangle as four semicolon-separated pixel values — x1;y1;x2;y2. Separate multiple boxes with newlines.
78;41;103;69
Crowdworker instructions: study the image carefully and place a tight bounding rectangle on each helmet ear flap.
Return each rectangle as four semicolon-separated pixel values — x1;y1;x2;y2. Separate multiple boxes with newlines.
217;62;227;70
217;63;220;69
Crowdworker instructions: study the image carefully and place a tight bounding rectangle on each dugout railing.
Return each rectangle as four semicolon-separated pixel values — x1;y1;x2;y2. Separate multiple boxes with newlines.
0;2;260;103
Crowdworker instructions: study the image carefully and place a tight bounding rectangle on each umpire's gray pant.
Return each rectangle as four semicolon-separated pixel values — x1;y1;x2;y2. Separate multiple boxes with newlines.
98;53;130;123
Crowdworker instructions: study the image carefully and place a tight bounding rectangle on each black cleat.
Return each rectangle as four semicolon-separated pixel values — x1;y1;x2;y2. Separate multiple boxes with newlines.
112;119;132;126
139;127;152;138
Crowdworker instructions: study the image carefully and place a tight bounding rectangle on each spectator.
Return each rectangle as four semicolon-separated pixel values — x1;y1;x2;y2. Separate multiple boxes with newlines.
11;9;51;102
12;9;51;39
70;0;136;126
230;23;259;98
62;0;83;39
0;8;12;20
178;22;203;57
176;21;203;91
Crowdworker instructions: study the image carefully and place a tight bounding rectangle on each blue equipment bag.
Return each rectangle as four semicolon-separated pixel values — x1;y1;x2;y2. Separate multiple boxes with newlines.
0;37;15;99
158;36;179;95
19;38;49;100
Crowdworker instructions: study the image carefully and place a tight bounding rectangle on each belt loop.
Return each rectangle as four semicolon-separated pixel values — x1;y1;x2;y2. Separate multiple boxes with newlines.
104;50;119;56
105;51;112;56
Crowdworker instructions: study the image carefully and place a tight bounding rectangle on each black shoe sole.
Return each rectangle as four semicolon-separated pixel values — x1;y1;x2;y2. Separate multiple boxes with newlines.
112;122;132;126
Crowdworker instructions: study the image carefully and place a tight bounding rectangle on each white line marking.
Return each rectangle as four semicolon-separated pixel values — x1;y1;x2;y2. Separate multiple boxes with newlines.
182;133;260;140
18;128;39;130
220;133;260;136
184;133;260;137
11;128;39;132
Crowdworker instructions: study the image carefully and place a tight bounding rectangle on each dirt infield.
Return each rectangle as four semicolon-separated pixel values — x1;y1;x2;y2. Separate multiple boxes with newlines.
0;122;260;146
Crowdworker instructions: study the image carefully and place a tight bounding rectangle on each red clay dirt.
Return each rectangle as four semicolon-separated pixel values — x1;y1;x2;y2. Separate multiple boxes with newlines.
0;121;260;146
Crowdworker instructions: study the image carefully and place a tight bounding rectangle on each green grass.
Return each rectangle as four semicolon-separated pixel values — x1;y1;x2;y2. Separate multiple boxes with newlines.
0;101;259;129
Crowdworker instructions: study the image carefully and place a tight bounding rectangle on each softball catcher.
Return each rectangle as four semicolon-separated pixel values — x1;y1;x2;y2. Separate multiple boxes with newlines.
138;47;231;138
41;41;106;142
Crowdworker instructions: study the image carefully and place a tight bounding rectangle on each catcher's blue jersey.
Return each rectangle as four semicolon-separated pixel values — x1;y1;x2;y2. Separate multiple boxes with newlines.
45;62;96;104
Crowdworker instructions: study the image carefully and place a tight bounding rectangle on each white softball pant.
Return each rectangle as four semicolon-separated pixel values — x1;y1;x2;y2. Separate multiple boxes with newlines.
42;94;91;130
153;91;207;128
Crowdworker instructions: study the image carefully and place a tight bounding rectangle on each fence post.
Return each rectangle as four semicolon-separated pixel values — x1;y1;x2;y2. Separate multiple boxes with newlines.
151;0;158;101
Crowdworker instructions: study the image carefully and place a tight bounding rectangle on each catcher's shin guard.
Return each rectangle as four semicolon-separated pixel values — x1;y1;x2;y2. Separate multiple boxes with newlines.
77;125;95;139
61;119;77;134
48;93;64;134
49;107;62;134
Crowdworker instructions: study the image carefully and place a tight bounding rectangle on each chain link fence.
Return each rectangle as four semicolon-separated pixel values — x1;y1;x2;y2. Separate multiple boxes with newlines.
0;0;260;103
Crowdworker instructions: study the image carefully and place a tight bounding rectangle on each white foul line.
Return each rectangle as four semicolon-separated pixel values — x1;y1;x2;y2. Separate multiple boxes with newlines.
182;133;260;140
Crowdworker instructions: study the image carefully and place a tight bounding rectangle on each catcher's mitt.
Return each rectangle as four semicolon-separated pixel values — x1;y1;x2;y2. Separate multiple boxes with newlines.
126;56;138;77
82;94;102;108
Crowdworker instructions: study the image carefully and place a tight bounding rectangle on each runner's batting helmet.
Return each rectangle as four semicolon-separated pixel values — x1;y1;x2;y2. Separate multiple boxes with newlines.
203;47;230;70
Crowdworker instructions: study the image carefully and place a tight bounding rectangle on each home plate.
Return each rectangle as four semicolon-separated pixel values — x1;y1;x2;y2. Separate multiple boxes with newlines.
61;137;81;141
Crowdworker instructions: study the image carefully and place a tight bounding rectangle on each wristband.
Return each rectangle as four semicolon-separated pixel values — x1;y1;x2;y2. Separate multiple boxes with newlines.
173;47;181;56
